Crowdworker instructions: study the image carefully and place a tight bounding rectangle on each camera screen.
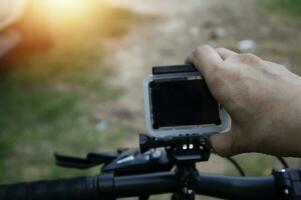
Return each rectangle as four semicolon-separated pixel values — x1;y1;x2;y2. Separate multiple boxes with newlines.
150;79;221;129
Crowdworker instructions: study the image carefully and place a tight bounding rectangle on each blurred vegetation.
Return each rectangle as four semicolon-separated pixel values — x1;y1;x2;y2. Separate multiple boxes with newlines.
259;0;301;16
0;1;143;184
258;0;301;76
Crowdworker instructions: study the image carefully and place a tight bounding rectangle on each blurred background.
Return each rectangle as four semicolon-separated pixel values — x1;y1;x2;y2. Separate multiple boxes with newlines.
0;0;300;199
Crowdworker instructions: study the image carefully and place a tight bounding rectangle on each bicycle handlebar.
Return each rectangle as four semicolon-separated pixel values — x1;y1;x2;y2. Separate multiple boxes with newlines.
0;172;276;200
0;176;100;200
195;173;275;199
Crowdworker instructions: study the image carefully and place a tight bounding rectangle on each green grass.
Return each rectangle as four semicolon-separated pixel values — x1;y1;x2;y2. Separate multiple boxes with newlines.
259;0;301;16
231;154;283;176
289;45;301;75
257;0;301;75
0;3;140;184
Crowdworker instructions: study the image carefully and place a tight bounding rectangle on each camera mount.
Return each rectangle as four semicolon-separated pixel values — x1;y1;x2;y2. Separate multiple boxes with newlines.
139;134;211;200
139;134;210;163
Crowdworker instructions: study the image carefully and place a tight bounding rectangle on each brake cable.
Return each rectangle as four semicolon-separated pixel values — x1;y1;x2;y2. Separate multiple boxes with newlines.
225;157;246;176
220;156;289;177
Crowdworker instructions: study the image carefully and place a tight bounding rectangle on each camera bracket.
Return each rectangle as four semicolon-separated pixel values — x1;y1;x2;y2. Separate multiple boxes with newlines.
139;134;210;163
140;134;211;200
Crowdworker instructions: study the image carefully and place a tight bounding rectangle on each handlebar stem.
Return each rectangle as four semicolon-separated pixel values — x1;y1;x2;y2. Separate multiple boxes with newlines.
273;168;301;200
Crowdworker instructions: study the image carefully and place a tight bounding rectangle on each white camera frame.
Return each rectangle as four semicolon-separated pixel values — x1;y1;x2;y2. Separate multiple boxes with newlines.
144;72;230;138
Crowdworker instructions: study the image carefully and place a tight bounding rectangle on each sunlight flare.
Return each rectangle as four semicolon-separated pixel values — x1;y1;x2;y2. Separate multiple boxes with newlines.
39;0;86;19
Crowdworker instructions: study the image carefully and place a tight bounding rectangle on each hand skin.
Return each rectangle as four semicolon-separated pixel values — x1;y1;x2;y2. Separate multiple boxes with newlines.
186;45;301;157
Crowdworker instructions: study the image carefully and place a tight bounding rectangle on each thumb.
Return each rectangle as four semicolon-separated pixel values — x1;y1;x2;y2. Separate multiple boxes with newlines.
210;132;237;157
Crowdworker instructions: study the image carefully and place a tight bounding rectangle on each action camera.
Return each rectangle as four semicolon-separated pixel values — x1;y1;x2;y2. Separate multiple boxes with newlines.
144;64;230;138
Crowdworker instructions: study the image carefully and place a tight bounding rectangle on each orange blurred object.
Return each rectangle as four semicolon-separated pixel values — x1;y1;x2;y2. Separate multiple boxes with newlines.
38;0;87;20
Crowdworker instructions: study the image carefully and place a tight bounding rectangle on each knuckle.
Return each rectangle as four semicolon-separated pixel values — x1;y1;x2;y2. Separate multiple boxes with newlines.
237;53;262;64
216;47;226;52
239;53;254;58
193;45;211;58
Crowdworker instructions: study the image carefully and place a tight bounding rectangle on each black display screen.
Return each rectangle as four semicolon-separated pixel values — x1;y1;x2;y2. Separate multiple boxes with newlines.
150;79;221;129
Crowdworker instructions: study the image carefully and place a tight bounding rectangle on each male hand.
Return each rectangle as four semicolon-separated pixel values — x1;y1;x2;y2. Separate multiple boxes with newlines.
186;45;301;157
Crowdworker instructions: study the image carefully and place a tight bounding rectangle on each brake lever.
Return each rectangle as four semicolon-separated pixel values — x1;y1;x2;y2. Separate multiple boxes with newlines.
54;152;117;169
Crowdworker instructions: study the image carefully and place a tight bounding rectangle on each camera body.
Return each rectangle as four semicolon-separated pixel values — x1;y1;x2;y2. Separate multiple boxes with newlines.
144;65;230;138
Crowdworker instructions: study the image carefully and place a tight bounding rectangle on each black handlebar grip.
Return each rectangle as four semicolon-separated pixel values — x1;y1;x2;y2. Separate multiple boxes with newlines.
0;175;103;200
